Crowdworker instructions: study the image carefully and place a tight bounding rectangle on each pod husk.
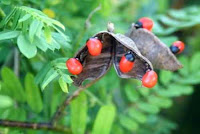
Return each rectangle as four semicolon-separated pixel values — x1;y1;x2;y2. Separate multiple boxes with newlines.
126;24;183;71
112;33;153;80
72;31;153;87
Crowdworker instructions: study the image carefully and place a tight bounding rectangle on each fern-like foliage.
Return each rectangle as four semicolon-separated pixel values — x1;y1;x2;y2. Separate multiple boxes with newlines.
153;6;200;36
0;6;70;58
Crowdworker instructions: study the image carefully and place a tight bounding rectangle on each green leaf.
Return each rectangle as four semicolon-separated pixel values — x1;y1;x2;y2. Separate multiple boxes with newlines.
25;73;43;113
62;74;73;84
34;36;48;52
160;70;173;85
50;83;63;116
138;102;160;114
0;8;16;28
139;87;150;97
35;63;51;84
178;56;189;76
52;32;71;48
119;115;138;131
176;71;200;84
58;77;68;93
22;18;29;33
50;38;60;49
157;84;193;97
92;105;116;134
12;9;21;30
1;0;11;5
55;63;67;70
125;85;139;102
41;69;58;90
17;33;37;58
44;26;52;43
18;14;31;23
52;20;65;30
190;52;200;73
168;9;188;21
127;108;147;123
52;25;68;40
0;31;20;41
36;21;44;37
6;107;26;121
0;81;12;96
29;19;41;42
1;67;26;102
0;95;13;108
111;125;124;134
148;96;172;109
71;92;87;134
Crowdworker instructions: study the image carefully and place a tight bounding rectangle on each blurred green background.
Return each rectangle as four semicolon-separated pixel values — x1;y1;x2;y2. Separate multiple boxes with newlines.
0;0;200;134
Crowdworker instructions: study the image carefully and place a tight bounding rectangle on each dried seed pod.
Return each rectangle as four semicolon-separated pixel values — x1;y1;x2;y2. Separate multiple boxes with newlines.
72;32;113;87
112;33;153;80
126;24;183;71
72;31;153;87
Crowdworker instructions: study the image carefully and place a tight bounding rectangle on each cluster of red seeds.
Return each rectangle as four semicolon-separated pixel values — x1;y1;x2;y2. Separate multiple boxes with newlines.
66;17;185;88
66;38;103;75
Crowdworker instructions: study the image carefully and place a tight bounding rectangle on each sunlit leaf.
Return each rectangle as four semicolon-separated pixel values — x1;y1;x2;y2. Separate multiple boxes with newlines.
41;69;58;90
44;26;52;43
0;95;13;108
0;31;20;41
71;92;87;134
17;33;37;58
92;105;116;134
29;19;41;42
58;77;68;93
18;14;31;22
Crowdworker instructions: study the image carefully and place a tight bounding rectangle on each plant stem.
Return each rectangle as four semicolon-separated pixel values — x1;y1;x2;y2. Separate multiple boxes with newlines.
50;80;97;125
14;47;20;77
73;4;101;53
0;120;71;133
85;4;101;29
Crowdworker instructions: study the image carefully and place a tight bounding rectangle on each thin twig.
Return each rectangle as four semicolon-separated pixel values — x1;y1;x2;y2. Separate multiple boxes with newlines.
14;47;20;77
50;79;98;124
85;4;101;29
0;120;71;133
74;4;102;53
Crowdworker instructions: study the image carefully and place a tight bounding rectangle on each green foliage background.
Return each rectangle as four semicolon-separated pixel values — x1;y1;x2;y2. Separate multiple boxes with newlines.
0;0;200;133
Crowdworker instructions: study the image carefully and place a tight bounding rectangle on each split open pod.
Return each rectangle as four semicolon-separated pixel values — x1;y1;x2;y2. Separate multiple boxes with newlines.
126;24;183;71
71;27;154;88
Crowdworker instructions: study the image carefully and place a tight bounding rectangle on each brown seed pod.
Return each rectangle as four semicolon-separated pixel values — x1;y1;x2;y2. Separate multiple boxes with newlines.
126;24;183;71
72;31;153;87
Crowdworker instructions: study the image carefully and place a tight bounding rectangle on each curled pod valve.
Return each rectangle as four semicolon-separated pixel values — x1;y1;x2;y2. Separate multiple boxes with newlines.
134;17;154;31
119;51;135;73
86;37;103;56
142;70;158;88
66;58;83;75
170;41;185;54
